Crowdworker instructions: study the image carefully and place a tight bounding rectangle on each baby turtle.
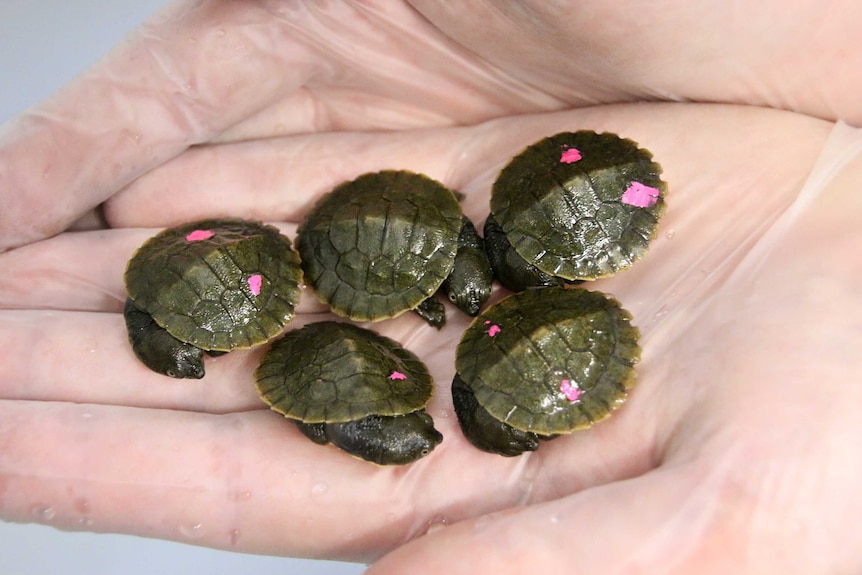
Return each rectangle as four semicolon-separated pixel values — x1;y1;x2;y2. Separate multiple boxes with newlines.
255;321;443;465
487;131;667;290
296;170;492;328
124;218;302;379
452;286;640;456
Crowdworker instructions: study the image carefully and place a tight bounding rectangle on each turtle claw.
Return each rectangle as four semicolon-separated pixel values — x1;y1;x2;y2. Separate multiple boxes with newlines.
414;296;446;328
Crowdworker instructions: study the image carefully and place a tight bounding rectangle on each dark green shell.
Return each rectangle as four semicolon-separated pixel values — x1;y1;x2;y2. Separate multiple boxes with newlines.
296;170;462;321
125;218;302;351
255;321;433;423
455;286;640;435
491;131;667;281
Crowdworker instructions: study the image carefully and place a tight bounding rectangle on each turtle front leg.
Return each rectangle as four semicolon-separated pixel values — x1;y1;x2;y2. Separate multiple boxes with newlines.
123;299;205;379
483;214;564;292
413;296;446;328
451;373;540;457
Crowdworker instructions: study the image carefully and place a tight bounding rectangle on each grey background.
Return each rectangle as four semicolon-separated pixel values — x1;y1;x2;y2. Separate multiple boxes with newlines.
0;1;365;573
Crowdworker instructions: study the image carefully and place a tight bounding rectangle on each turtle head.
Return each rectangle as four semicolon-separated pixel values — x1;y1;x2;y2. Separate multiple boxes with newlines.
163;344;206;379
446;281;491;317
325;411;443;466
444;250;493;316
124;299;206;379
383;410;444;465
135;335;205;379
444;217;493;316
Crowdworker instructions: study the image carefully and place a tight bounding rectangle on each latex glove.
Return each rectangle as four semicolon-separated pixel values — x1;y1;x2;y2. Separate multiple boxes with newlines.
1;2;861;574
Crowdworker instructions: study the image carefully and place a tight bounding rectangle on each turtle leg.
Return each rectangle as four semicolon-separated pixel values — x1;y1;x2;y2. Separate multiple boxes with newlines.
483;214;565;292
441;216;493;317
451;373;540;457
293;421;329;445
413;296;446;328
323;411;443;465
123;299;205;379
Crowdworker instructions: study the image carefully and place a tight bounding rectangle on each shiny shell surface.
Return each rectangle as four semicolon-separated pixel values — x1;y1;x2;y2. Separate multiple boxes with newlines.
455;286;640;435
255;321;434;423
491;131;667;281
296;170;462;321
125;218;302;351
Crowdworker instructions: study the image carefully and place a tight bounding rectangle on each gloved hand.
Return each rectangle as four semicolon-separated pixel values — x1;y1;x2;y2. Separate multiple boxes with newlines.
2;2;861;573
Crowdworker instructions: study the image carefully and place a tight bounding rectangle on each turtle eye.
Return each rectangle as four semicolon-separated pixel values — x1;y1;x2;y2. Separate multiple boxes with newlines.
448;292;458;303
166;369;177;378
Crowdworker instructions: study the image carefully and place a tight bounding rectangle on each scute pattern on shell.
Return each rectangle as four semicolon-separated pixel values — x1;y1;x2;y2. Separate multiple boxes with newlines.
491;131;667;281
125;219;302;351
297;170;462;321
456;287;640;435
255;321;434;423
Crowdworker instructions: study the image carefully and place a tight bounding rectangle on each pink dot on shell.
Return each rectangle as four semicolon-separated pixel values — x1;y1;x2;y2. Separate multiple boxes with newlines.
560;379;583;402
559;148;582;164
621;181;660;208
389;371;407;380
248;274;263;296
186;229;214;242
487;324;501;337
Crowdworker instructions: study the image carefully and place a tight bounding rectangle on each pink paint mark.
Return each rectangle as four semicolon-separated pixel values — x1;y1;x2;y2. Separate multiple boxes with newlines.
486;324;501;337
389;371;407;380
559;148;582;164
185;229;214;242
248;274;263;296
560;379;583;402
621;181;660;208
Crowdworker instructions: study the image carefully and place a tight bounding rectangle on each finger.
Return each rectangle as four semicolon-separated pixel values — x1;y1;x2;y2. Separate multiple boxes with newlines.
107;103;822;229
0;309;269;411
106;111;600;229
0;400;384;558
103;128;492;229
0;399;551;559
0;0;308;249
0;304;461;411
0;229;135;312
0;391;658;560
411;0;862;124
0;269;473;411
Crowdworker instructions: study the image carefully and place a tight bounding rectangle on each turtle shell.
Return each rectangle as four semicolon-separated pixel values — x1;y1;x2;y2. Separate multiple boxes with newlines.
455;286;640;435
296;170;462;321
491;131;667;281
125;218;302;351
255;321;433;423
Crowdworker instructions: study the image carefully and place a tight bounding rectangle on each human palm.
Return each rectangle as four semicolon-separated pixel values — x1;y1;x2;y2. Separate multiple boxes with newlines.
2;2;862;574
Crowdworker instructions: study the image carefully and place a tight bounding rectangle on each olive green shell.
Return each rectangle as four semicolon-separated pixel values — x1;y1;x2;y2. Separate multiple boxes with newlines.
125;218;302;351
255;321;433;423
491;131;667;281
455;286;640;435
296;170;462;321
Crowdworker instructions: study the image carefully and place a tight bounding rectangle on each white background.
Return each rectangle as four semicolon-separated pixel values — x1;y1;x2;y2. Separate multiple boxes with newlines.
0;1;366;573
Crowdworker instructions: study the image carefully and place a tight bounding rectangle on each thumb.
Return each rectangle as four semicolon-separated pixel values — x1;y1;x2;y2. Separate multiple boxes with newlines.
0;1;314;250
365;462;802;575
